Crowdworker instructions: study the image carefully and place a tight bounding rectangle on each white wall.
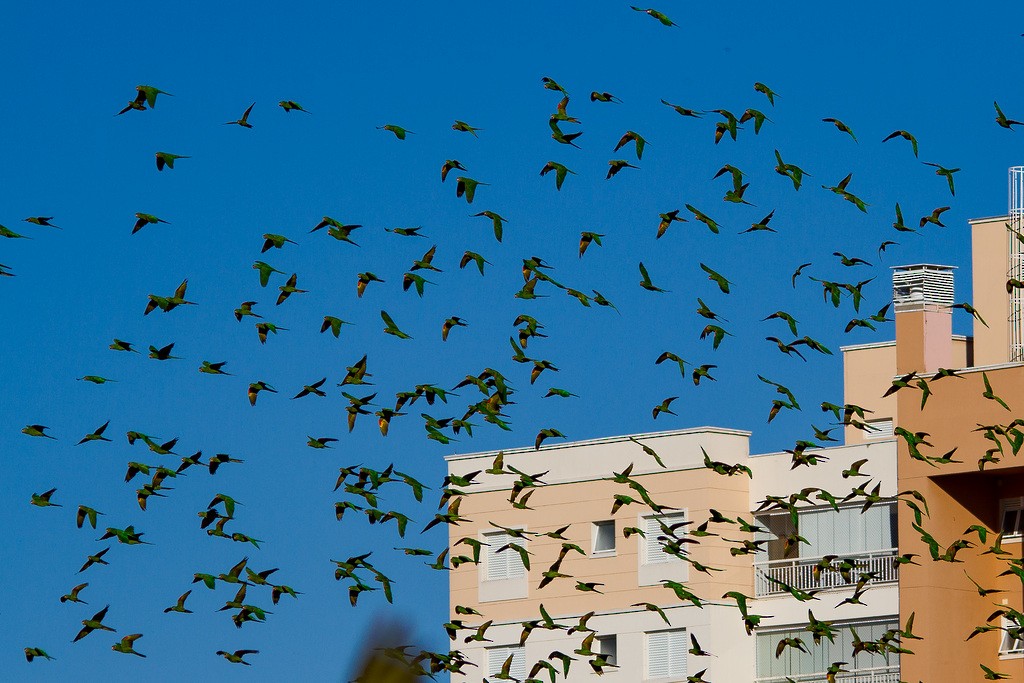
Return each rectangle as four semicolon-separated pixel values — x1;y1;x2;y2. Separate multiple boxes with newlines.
749;441;898;502
456;603;754;683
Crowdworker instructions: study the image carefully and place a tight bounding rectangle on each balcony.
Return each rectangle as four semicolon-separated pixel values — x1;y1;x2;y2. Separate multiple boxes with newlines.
754;548;899;597
756;666;900;683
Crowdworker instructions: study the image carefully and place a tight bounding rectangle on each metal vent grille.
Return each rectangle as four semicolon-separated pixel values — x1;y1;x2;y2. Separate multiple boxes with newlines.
864;418;894;439
892;265;955;311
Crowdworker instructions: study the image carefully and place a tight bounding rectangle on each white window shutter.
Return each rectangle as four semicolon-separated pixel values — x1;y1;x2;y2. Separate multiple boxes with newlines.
644;515;666;564
668;629;688;677
864;418;894;439
647;631;670;678
506;536;526;578
647;629;687;678
486;531;509;580
485;530;526;580
644;513;686;565
488;645;526;679
487;647;505;674
511;646;527;680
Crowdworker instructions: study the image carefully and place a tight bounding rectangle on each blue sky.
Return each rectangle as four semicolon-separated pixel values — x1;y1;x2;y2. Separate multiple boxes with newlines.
2;2;1023;680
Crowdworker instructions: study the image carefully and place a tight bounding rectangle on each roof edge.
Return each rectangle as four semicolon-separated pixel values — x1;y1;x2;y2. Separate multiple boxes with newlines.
444;425;752;462
968;215;1009;224
842;335;969;353
840;340;895;352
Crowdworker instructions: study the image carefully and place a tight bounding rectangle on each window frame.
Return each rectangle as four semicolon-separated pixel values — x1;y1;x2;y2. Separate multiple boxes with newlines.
595;633;618;667
592;520;617;556
1000;613;1024;658
754;501;898;562
1000;497;1024;541
755;616;900;680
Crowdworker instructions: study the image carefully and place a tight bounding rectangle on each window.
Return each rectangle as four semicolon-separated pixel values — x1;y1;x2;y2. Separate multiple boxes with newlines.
484;530;526;581
756;502;897;561
1001;498;1023;539
593;521;616;555
756;510;798;560
596;634;617;666
1001;617;1024;656
755;619;899;682
643;512;687;565
487;645;526;680
646;629;686;679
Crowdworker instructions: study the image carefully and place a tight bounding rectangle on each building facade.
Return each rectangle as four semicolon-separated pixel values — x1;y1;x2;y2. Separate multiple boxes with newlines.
840;174;1024;680
446;169;1024;681
446;431;900;682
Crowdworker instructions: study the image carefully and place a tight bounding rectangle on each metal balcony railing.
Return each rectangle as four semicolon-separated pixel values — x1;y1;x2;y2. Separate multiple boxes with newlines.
756;666;900;683
754;549;899;597
1010;166;1024;361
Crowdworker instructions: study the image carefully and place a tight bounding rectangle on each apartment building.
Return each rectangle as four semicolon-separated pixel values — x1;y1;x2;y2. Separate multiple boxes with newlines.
445;429;900;682
839;168;1024;681
445;167;1024;681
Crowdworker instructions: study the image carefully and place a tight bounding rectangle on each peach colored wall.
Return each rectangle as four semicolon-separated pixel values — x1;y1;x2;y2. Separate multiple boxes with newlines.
446;430;905;680
898;364;1024;480
971;216;1010;366
895;312;925;376
449;466;752;624
952;338;972;371
895;309;952;375
896;363;1024;681
843;338;971;445
843;342;897;445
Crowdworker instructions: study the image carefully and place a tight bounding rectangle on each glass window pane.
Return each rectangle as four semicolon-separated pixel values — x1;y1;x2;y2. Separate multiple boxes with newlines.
756;621;899;680
800;507;828;557
596;635;617;665
1002;510;1018;535
594;521;616;553
760;512;796;561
